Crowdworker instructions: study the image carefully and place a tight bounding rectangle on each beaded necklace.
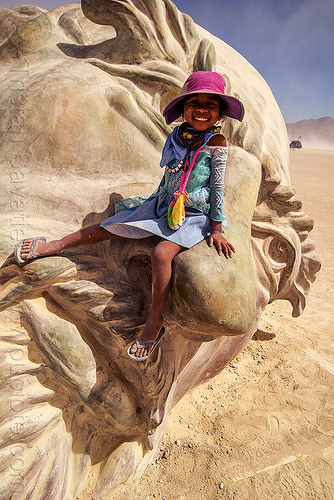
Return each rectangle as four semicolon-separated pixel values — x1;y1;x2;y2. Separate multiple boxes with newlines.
165;159;184;173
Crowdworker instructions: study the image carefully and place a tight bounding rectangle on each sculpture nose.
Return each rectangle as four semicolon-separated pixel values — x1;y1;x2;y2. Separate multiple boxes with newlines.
171;241;257;339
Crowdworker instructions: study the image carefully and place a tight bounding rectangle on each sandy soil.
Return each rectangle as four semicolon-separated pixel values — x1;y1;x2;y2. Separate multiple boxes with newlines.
88;149;334;499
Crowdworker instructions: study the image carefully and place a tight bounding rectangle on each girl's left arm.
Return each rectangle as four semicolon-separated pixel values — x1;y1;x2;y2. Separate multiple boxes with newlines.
207;135;235;258
208;220;235;258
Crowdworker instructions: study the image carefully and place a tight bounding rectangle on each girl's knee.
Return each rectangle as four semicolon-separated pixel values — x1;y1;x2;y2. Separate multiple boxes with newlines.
151;245;171;266
151;242;180;266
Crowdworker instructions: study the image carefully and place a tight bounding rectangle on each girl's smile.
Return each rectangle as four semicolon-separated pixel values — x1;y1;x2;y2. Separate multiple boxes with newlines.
183;93;221;130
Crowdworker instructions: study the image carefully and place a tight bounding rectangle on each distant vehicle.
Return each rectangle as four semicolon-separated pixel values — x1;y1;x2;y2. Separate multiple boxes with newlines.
289;137;302;149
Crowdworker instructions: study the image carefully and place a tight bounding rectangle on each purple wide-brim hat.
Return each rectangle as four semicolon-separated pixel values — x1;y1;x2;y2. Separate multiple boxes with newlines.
163;71;244;125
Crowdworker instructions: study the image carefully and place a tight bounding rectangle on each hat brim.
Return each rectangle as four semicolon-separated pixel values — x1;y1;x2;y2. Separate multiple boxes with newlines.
163;91;244;125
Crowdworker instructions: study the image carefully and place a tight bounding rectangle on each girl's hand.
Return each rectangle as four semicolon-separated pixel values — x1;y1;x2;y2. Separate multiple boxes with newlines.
208;231;235;258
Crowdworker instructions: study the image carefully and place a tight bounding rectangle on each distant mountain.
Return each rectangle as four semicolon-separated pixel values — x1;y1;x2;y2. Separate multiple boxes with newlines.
286;116;334;150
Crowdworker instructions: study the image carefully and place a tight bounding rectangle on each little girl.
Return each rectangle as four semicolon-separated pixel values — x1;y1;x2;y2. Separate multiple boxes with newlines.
15;71;244;361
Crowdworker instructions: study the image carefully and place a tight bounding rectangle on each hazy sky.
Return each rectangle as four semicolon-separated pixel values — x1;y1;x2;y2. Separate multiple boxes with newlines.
2;0;333;122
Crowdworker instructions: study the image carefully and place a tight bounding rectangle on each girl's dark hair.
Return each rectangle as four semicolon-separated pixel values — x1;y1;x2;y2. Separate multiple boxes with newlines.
219;98;229;118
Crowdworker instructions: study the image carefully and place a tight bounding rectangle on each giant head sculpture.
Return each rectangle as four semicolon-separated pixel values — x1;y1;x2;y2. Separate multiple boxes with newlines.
0;2;320;498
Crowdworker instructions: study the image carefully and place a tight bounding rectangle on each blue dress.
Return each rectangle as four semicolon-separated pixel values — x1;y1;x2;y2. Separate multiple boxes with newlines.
100;136;228;249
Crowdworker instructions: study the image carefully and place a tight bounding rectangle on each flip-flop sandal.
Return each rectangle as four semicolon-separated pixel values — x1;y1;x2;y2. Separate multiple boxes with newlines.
14;236;46;264
127;326;166;361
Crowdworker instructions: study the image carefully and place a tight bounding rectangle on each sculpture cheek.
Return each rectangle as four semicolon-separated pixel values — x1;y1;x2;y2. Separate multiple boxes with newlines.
172;148;262;339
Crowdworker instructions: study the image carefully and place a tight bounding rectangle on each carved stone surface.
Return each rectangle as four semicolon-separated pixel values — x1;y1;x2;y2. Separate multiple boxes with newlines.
0;2;320;498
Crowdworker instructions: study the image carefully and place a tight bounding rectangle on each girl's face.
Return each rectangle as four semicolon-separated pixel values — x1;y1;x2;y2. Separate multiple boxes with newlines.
183;93;221;131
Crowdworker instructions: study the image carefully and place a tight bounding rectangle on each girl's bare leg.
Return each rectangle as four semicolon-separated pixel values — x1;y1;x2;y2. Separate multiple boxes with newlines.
21;228;182;358
131;240;183;358
19;224;118;261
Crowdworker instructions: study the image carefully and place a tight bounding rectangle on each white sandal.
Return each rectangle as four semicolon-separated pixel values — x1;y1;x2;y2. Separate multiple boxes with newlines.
127;326;166;361
14;236;46;264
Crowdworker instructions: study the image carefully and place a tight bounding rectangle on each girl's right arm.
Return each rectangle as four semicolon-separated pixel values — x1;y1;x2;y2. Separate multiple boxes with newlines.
151;171;166;197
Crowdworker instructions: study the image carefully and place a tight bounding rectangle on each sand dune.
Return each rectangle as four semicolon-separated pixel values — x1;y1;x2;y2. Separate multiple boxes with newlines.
94;149;333;500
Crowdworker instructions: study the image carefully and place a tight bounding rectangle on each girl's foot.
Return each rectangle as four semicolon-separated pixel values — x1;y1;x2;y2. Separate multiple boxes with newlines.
15;237;63;263
127;325;165;361
128;319;164;359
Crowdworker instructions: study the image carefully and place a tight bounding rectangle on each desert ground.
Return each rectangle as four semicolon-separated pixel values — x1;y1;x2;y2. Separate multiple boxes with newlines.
79;148;334;500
